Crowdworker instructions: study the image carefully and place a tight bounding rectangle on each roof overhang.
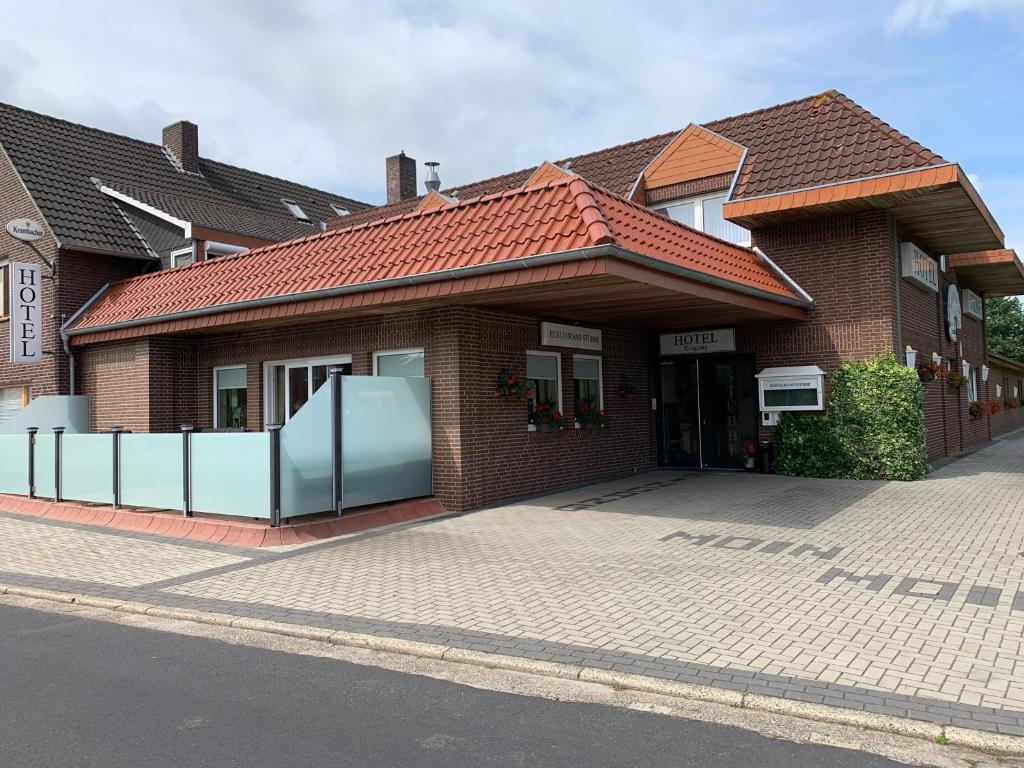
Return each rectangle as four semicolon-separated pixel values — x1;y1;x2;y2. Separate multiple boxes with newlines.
723;164;1004;254
66;244;808;345
948;249;1024;297
99;186;274;251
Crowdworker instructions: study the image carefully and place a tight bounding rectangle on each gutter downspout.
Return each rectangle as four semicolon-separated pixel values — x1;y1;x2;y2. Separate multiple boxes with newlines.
60;282;111;395
60;329;75;395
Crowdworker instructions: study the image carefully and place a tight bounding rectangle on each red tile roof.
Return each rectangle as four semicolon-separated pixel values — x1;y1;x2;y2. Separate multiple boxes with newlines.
334;90;947;229
69;177;805;335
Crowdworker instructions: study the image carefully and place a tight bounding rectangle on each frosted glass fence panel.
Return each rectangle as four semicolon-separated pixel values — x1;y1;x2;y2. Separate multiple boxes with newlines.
281;384;333;518
62;434;114;504
121;434;183;510
34;434;56;499
342;376;431;508
0;435;29;495
190;433;271;518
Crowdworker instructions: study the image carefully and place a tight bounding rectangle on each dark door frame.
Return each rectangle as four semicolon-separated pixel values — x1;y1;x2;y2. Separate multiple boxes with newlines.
656;352;758;470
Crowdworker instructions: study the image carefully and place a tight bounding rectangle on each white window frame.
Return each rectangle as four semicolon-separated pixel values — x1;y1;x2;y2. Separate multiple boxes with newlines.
526;350;562;432
330;203;351;217
262;354;352;427
282;198;310;221
652;192;751;246
968;364;978;402
213;365;247;429
572;354;603;409
372;348;425;376
170;245;196;268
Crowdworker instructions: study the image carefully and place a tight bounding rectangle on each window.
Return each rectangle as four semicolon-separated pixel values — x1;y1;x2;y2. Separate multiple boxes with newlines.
373;349;425;377
573;355;602;412
653;193;750;246
330;203;351;217
264;355;351;426
213;366;247;429
968;365;978;402
526;351;561;423
0;385;28;426
0;261;8;318
171;246;195;268
282;199;310;221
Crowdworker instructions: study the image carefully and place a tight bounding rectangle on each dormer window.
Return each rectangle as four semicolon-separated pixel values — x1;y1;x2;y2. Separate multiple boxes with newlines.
652;193;750;246
282;199;310;221
330;203;350;217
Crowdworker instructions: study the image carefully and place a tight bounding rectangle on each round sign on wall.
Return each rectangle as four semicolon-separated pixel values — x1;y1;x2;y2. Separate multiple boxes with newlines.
5;218;45;242
946;284;962;342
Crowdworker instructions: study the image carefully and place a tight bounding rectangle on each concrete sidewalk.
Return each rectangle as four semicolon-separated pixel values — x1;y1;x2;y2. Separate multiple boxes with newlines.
1;432;1022;741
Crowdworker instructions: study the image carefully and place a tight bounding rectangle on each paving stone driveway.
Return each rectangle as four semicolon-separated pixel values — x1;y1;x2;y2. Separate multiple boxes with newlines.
2;431;1023;735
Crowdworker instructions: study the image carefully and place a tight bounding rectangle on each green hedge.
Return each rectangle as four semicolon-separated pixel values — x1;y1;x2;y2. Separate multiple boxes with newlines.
773;353;927;481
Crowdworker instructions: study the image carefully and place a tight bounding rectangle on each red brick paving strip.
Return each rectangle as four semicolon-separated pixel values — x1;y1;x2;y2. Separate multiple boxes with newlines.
0;494;443;548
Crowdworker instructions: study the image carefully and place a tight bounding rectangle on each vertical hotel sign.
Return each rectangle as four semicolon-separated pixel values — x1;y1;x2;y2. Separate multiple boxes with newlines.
9;262;42;363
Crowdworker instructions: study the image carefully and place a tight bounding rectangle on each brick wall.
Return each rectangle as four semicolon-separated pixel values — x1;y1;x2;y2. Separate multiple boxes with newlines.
0;145;62;401
80;339;152;431
898;244;991;460
988;356;1024;437
741;210;898;440
1;143;147;409
77;305;656;511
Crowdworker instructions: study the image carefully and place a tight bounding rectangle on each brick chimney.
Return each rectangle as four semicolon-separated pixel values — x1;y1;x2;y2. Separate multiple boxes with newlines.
163;120;200;174
386;151;417;204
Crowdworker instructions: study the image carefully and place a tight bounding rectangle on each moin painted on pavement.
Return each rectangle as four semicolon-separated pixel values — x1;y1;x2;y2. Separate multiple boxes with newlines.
661;530;1024;614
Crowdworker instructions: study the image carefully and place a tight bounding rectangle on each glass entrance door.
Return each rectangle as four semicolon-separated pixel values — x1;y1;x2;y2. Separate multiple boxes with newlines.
658;359;702;468
658;355;757;470
699;357;756;469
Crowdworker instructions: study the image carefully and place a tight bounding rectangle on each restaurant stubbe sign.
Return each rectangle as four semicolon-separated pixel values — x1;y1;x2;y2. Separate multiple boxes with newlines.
540;321;602;351
659;328;736;356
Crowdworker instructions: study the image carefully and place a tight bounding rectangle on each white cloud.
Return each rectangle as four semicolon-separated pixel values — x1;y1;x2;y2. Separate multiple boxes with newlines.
0;0;847;203
888;0;1024;34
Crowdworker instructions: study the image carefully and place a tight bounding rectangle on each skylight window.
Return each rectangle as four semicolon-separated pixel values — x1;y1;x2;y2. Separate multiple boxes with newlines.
330;203;350;217
282;199;310;221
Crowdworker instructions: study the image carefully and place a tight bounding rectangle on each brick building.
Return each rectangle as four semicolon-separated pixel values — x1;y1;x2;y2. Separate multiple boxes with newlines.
0;102;370;422
6;91;1024;512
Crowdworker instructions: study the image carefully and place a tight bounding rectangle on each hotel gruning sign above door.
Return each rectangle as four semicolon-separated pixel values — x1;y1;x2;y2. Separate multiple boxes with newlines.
540;321;602;351
659;328;736;356
8;263;43;364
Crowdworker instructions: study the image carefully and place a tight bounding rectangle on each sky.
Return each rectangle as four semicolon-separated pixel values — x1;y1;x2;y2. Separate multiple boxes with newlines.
1;0;1022;248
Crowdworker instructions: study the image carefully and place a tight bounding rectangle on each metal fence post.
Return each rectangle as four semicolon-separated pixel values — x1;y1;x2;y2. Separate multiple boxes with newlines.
268;425;282;527
26;427;37;499
329;367;344;517
111;426;123;509
181;424;194;518
53;427;65;502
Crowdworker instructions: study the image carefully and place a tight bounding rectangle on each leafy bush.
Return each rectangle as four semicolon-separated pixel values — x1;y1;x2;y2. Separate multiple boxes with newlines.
774;353;926;481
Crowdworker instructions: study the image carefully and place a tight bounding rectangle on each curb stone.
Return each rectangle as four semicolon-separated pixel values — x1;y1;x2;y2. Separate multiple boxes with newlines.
3;582;1024;757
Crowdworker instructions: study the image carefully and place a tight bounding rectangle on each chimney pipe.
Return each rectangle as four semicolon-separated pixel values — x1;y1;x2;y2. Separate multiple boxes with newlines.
386;151;417;204
424;161;441;193
163;121;200;174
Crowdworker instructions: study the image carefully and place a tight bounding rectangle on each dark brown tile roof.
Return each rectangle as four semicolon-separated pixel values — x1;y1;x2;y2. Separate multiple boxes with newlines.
332;90;947;231
332;132;675;230
0;101;371;258
705;90;946;199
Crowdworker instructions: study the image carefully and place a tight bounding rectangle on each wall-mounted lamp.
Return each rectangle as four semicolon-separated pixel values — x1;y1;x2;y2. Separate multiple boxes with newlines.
996;384;1003;398
905;346;917;369
981;365;989;382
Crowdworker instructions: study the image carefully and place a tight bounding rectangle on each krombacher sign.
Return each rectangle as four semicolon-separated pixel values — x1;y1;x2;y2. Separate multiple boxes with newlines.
659;328;736;356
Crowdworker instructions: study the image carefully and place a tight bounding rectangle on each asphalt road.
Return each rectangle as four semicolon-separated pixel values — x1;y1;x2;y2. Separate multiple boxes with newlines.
0;603;914;768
